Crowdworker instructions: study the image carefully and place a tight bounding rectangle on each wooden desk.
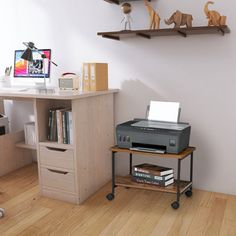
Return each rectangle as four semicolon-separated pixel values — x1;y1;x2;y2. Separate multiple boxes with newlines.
107;146;196;209
0;88;118;204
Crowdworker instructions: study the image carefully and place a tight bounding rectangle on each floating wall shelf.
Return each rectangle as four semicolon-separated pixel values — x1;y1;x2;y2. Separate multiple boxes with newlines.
104;0;151;4
97;25;230;41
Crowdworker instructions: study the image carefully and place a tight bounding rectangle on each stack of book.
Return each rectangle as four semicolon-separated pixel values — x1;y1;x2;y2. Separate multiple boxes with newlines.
132;163;174;187
48;107;73;144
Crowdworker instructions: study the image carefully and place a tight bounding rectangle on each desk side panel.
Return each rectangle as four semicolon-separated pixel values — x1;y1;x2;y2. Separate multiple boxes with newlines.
73;93;114;203
0;131;33;176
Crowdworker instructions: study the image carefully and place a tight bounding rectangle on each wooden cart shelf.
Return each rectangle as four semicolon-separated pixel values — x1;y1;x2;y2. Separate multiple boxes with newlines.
110;146;196;160
107;146;196;209
116;176;192;194
104;0;151;5
97;25;230;40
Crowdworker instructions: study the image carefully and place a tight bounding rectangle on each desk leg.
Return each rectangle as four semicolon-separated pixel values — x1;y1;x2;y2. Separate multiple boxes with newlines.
106;151;116;201
129;153;133;175
171;159;181;209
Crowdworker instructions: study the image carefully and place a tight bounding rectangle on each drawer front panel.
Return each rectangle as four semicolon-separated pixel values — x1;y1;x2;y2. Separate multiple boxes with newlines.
42;188;78;204
39;146;74;169
41;167;76;193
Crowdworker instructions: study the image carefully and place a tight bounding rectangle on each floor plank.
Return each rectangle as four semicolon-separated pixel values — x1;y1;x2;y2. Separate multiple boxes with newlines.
0;164;236;236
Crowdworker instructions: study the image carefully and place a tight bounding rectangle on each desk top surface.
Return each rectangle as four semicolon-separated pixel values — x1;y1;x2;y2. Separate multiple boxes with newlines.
0;88;119;100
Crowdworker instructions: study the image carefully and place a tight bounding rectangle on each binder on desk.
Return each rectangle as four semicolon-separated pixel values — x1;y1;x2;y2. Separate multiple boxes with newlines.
82;63;90;92
89;63;108;91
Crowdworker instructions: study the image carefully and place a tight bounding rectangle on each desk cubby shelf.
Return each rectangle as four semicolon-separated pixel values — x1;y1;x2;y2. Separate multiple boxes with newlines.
97;25;230;41
16;141;37;150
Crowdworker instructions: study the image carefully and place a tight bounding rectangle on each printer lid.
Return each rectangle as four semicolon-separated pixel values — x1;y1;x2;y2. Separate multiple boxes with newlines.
131;120;189;131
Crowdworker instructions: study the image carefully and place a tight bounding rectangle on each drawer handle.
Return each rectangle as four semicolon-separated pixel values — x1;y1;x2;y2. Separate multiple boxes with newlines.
46;147;67;152
47;169;68;175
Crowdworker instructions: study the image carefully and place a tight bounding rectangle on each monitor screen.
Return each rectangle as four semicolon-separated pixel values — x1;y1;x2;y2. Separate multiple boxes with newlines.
14;49;51;78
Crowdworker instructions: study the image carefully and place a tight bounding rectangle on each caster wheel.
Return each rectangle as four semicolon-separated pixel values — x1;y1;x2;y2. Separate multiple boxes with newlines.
0;208;5;218
106;193;114;201
185;190;192;198
171;201;180;210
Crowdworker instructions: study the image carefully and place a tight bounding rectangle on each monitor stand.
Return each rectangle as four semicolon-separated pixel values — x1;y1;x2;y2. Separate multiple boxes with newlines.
35;82;55;94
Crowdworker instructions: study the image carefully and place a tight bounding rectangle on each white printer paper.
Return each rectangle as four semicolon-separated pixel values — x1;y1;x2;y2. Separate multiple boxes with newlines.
148;101;180;123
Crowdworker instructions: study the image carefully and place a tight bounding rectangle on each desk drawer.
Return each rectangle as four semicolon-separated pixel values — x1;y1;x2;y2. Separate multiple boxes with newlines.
41;167;76;193
39;146;74;169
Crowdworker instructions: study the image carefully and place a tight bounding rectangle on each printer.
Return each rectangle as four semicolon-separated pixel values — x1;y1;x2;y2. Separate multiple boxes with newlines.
116;101;191;154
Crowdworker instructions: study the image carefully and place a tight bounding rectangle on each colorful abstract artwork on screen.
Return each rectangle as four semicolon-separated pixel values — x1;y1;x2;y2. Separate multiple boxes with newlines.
14;49;51;78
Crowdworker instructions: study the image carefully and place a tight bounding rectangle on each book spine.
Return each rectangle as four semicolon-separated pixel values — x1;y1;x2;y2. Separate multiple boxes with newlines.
48;110;52;141
62;112;67;144
56;110;63;144
133;167;161;176
52;110;57;142
132;176;169;187
65;111;70;144
68;111;73;144
133;171;165;181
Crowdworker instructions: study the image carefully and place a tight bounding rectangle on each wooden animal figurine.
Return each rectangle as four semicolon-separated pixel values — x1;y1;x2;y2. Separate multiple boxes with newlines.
121;3;132;30
165;10;193;28
204;1;227;26
143;0;161;30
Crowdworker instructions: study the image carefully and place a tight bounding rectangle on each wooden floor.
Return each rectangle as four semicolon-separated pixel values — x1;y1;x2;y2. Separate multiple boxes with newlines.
0;164;236;236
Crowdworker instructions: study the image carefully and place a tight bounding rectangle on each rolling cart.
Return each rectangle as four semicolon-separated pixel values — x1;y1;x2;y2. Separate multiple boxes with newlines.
106;146;196;209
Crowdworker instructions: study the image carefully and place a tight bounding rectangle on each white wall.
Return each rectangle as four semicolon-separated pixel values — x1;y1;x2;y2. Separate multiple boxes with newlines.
0;0;235;195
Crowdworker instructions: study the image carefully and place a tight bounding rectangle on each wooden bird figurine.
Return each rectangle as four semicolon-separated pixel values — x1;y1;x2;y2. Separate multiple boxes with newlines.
144;0;161;30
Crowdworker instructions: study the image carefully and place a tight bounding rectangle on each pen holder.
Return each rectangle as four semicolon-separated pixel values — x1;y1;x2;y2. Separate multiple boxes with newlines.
0;76;11;87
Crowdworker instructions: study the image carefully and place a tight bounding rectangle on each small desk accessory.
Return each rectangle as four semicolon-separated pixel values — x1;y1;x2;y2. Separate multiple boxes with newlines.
58;73;80;90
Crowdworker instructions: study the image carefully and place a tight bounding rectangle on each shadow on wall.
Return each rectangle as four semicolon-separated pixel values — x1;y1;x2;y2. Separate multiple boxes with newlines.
115;79;164;124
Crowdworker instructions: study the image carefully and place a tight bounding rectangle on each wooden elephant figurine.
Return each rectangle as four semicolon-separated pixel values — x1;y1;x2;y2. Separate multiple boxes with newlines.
204;1;227;26
165;10;193;28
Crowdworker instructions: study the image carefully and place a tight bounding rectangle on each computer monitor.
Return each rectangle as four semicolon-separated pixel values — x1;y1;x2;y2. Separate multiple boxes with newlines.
14;49;51;78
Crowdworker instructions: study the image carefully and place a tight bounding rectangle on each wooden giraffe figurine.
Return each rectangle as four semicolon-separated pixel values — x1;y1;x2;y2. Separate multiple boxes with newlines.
144;0;161;30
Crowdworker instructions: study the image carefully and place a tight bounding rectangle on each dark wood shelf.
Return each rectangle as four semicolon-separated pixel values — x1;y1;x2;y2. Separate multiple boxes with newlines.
116;176;192;194
97;25;230;41
104;0;151;5
110;146;196;160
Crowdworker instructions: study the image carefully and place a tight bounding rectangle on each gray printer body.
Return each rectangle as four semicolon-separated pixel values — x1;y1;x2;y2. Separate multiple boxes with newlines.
116;119;191;154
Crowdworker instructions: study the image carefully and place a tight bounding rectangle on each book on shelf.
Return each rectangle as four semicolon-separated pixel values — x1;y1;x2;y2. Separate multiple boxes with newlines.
132;171;173;181
48;107;62;142
133;163;173;176
48;107;73;144
132;176;174;187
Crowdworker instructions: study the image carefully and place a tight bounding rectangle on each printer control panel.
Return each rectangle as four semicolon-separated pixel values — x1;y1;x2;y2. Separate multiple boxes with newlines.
169;139;176;146
118;134;131;143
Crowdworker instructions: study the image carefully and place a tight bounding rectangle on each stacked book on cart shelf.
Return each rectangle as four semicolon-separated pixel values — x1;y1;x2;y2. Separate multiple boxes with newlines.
132;163;174;187
48;107;73;144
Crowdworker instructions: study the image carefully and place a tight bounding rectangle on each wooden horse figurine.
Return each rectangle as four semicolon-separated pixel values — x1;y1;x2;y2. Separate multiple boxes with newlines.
144;0;161;30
